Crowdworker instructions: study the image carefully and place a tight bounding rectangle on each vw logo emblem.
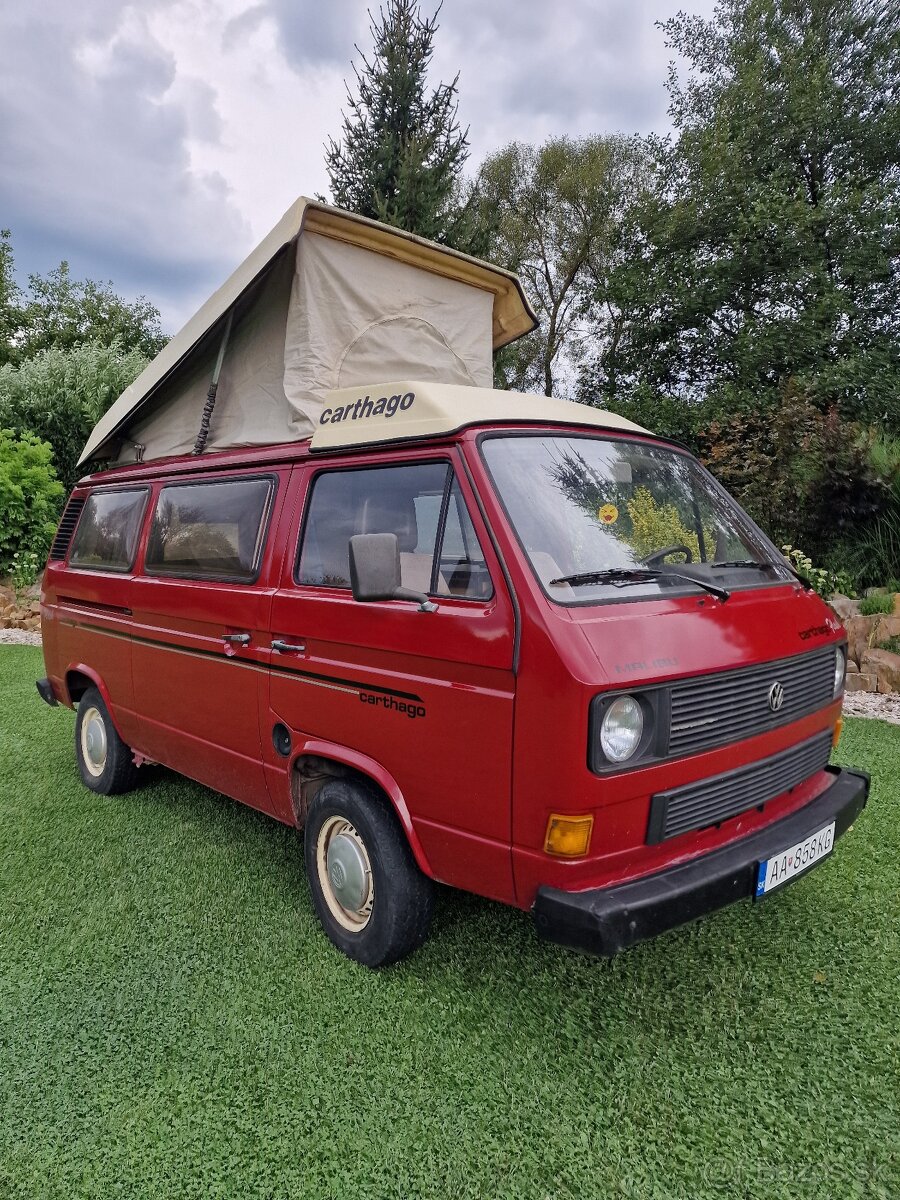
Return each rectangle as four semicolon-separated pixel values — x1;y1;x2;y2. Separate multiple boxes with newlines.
767;681;785;712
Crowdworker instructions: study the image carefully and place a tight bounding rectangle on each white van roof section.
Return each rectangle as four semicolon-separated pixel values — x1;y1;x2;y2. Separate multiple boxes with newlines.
79;198;538;467
310;381;649;451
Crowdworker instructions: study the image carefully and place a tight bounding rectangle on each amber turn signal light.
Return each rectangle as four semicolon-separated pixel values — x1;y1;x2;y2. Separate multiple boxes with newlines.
832;716;843;748
544;813;594;857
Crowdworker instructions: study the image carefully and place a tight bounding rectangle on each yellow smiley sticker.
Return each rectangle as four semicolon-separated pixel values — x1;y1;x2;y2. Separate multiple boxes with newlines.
598;504;619;525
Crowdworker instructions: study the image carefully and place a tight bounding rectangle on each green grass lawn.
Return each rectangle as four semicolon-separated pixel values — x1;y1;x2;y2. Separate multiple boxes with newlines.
1;646;897;1200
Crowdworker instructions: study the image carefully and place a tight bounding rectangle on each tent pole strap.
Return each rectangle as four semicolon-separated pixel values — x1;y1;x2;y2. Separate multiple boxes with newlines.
192;309;234;455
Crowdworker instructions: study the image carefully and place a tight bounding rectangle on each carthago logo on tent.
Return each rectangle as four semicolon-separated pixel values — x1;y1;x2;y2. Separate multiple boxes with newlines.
319;391;416;424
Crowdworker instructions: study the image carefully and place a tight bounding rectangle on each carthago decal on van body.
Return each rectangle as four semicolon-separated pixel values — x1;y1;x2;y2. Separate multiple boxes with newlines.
359;691;426;720
319;391;415;425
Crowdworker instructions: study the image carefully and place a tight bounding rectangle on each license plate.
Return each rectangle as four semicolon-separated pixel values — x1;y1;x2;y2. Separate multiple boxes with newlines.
755;822;836;897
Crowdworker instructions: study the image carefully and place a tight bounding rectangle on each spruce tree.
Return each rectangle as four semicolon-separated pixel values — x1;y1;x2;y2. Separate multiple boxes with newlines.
325;1;470;245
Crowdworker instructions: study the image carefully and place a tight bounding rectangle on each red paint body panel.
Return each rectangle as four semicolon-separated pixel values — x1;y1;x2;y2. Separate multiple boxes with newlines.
41;425;847;918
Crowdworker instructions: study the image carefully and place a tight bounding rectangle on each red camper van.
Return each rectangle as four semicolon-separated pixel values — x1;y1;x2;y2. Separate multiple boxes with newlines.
37;201;868;967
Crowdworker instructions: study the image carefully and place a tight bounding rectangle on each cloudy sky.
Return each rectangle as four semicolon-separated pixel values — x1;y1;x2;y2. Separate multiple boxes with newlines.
1;0;716;334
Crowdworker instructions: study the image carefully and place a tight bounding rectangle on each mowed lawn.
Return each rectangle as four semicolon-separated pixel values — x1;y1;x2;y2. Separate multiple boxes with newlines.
0;646;897;1200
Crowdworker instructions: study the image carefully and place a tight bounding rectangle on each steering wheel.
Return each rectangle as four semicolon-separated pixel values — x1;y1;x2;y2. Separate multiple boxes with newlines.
641;544;694;567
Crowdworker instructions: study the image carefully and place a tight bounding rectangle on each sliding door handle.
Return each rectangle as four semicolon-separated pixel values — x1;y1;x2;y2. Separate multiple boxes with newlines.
223;633;251;646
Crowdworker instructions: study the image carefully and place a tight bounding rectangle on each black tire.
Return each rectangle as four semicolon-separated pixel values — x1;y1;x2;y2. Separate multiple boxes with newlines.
74;687;140;795
304;778;434;967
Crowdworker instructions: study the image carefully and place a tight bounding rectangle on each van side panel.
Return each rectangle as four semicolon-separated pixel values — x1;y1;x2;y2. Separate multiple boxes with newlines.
126;468;291;818
40;488;144;746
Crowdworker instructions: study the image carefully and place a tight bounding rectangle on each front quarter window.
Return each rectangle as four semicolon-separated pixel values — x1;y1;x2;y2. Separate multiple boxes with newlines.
481;433;789;604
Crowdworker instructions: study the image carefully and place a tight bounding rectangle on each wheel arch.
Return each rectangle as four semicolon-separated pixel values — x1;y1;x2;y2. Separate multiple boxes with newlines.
289;738;434;879
63;665;125;737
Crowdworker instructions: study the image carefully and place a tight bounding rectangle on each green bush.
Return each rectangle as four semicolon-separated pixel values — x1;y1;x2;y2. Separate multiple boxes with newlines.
0;338;148;490
859;593;895;616
880;635;900;655
0;429;64;577
699;387;884;563
782;544;855;599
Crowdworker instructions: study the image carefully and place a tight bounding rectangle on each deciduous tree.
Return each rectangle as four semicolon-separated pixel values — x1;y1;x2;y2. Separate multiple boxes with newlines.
590;0;900;428
473;136;651;396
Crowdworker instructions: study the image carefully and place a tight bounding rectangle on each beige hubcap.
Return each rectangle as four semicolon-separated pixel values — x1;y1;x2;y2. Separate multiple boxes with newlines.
80;706;108;777
316;816;374;931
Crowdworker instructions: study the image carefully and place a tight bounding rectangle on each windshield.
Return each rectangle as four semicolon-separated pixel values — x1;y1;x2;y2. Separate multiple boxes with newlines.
481;433;790;605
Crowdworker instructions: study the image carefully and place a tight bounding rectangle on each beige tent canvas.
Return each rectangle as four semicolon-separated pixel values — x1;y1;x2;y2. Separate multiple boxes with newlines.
79;198;537;467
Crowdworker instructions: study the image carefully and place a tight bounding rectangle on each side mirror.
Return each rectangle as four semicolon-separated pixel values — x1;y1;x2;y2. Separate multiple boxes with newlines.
349;533;438;612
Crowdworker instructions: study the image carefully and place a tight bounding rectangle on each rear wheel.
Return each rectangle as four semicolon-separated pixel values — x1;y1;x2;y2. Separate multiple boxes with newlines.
304;778;434;967
74;687;140;795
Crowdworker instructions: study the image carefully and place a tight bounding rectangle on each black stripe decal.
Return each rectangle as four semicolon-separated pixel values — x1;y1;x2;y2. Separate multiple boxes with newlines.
60;618;424;701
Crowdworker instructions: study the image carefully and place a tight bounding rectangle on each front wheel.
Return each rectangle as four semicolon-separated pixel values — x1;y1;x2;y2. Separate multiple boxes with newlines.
74;687;140;795
304;779;434;967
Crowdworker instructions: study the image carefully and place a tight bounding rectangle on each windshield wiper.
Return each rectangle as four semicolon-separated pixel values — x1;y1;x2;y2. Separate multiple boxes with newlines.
549;567;730;602
712;560;810;589
711;559;766;568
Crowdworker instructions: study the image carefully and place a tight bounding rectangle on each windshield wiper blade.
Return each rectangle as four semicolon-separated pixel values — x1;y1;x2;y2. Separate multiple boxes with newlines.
711;559;767;568
712;559;810;589
549;567;730;602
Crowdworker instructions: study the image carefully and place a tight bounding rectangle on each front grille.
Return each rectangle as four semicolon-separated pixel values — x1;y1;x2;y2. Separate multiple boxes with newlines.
668;647;837;758
647;731;832;843
48;497;85;561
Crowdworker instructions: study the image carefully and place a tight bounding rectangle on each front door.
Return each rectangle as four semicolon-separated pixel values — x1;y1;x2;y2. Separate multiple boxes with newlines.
266;449;518;902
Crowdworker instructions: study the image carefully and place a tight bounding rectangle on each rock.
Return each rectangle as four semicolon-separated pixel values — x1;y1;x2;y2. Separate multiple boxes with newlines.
844;615;881;667
865;587;888;597
28;601;40;615
828;593;860;621
0;584;14;607
877;615;900;642
845;672;877;693
861;648;900;694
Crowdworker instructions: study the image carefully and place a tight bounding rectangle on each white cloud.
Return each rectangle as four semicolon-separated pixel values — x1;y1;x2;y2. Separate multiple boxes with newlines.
1;0;718;333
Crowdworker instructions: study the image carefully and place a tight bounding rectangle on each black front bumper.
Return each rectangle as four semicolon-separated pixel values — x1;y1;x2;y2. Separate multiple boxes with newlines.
533;765;869;958
36;677;58;707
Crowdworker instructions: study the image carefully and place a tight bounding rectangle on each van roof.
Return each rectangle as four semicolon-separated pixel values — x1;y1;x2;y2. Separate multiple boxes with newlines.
309;381;649;451
76;385;652;485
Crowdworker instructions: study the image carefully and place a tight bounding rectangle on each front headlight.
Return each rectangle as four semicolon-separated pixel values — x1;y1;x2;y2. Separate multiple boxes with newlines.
600;695;644;762
834;646;847;697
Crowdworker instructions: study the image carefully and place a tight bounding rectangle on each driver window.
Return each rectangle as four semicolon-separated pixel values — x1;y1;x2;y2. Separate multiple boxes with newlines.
296;463;493;601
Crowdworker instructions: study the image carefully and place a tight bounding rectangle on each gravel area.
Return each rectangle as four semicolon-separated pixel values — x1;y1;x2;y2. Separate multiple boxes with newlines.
0;629;43;646
842;690;900;726
2;630;898;723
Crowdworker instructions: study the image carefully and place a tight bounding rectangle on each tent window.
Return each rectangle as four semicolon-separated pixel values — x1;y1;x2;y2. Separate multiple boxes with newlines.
145;477;274;583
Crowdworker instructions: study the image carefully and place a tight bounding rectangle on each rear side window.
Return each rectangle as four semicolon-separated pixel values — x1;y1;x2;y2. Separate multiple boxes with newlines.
68;488;148;572
145;477;274;582
297;463;493;600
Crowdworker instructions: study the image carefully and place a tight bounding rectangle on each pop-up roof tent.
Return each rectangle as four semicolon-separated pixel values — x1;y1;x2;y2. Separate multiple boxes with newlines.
78;198;540;467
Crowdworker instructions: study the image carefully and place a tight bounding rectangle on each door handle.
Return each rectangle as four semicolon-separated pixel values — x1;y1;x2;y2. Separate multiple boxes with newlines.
272;639;306;654
223;633;251;646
